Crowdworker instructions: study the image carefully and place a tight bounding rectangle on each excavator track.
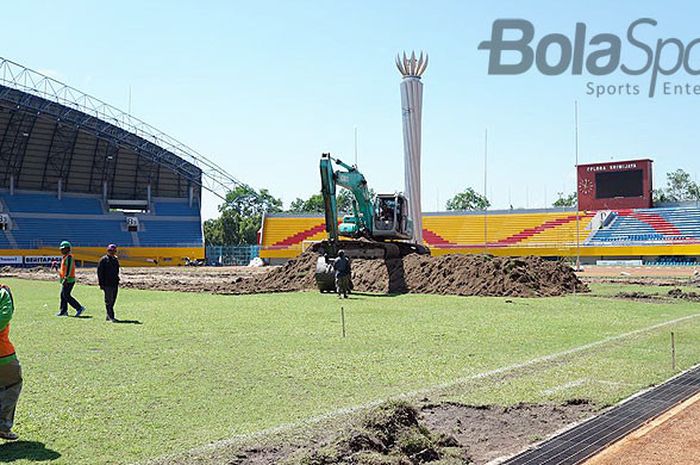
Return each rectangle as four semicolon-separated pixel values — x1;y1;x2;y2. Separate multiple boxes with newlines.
311;240;430;292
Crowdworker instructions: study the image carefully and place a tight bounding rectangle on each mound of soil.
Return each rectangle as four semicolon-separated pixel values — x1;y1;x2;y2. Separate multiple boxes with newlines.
0;250;586;297
205;400;596;465
230;251;587;297
668;288;700;301
287;401;464;465
614;291;663;301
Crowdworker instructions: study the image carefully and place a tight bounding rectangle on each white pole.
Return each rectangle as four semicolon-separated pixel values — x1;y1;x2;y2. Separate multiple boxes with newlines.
575;100;581;272
484;128;488;253
354;126;358;166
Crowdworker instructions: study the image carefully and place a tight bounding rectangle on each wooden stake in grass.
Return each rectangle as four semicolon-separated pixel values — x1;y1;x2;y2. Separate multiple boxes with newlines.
671;331;676;371
341;306;346;338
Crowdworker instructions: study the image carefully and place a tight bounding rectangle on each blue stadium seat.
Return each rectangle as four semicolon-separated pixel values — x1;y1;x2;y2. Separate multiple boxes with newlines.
153;201;199;216
139;220;202;246
1;192;103;214
11;217;133;248
589;206;700;245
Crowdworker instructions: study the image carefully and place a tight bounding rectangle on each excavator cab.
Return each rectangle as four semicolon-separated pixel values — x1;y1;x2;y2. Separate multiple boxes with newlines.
372;194;413;240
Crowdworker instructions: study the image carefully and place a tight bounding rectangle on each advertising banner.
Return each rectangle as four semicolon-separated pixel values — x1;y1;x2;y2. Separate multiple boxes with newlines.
24;256;62;265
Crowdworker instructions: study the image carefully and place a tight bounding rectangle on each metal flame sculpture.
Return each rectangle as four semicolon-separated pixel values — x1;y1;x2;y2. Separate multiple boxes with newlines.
395;51;429;78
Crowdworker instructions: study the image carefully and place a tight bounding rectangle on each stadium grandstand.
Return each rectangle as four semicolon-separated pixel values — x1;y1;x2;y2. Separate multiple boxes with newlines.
0;57;243;266
260;159;700;265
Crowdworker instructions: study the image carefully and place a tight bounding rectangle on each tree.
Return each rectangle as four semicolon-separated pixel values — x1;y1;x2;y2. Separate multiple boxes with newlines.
446;188;490;211
288;189;375;214
337;188;376;214
653;169;700;203
203;218;223;246
220;186;283;218
204;185;283;246
288;194;324;213
553;192;577;207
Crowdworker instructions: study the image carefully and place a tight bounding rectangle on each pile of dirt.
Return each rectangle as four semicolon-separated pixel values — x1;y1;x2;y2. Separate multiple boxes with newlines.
216;400;597;465
0;251;586;297
667;288;700;301
286;401;466;465
614;291;663;301
230;252;587;297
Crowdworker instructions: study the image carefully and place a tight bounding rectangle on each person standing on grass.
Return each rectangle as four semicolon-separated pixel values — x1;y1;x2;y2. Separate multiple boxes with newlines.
333;250;351;299
97;244;120;323
56;241;85;317
0;284;21;441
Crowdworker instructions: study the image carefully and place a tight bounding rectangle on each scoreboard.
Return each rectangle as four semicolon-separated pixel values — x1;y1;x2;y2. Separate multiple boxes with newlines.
577;159;653;211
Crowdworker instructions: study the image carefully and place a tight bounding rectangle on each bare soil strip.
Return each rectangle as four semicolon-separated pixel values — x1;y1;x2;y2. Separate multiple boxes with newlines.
582;393;700;465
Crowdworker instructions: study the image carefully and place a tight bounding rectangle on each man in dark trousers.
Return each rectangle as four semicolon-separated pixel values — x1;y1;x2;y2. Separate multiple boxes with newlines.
333;250;351;299
97;244;120;322
56;241;85;317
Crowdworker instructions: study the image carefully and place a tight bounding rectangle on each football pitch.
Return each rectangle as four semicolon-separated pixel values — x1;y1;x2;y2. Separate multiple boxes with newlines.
1;278;700;464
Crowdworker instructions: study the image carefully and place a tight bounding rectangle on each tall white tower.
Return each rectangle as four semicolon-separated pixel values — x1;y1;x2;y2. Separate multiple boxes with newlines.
396;51;427;244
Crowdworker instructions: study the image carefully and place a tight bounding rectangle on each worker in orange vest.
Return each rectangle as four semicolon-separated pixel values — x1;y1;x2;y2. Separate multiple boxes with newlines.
56;241;86;317
0;283;21;440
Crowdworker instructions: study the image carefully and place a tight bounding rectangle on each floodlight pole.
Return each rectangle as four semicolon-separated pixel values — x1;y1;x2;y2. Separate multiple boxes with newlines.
354;126;358;166
484;128;488;254
575;101;581;272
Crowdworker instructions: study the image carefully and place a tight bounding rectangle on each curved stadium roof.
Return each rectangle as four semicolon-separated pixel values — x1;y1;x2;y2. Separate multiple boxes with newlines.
0;57;242;200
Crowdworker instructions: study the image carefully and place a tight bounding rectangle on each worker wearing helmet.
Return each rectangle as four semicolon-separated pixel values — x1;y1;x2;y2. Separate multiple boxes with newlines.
0;284;21;440
56;241;86;317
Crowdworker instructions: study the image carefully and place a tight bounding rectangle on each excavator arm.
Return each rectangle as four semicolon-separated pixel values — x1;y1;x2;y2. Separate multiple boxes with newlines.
319;154;339;242
319;153;374;238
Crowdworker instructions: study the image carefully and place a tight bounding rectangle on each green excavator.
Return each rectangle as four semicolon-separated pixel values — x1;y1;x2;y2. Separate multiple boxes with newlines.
313;153;430;291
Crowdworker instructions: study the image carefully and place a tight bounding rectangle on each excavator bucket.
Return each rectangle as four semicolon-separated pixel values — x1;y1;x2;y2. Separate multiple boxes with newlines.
311;239;430;292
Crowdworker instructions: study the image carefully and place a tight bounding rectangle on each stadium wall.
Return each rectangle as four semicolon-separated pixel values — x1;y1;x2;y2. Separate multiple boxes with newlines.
0;246;204;267
259;209;700;263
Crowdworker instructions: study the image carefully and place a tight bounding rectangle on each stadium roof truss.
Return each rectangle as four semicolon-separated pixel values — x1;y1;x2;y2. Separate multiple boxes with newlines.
0;57;244;200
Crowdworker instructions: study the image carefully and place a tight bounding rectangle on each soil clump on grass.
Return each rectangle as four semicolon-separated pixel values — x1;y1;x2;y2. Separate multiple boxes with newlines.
168;400;596;465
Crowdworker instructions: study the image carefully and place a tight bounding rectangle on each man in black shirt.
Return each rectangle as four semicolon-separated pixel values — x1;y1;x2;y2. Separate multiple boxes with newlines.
333;250;351;299
97;244;120;322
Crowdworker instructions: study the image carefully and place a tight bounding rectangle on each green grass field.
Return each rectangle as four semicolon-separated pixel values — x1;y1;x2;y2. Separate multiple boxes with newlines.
1;279;700;464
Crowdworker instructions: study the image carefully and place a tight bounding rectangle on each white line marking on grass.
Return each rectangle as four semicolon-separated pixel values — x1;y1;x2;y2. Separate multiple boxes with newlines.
141;312;700;465
541;379;587;396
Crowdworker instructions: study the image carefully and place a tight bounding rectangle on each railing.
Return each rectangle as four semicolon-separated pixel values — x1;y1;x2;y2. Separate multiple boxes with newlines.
0;56;245;200
206;245;260;266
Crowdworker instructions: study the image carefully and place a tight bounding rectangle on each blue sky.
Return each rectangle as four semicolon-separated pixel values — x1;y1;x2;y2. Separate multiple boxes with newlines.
3;1;699;218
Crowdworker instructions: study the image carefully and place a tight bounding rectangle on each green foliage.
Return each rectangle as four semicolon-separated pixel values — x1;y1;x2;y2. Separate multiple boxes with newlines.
445;188;490;211
204;185;282;245
553;192;577;208
289;194;325;213
338;188;376;214
653;169;700;203
288;189;376;215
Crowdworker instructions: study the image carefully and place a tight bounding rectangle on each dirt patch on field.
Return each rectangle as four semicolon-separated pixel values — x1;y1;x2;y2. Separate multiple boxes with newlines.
579;266;699;279
1;252;586;297
0;265;271;293
166;400;596;465
614;291;665;302
231;252;587;297
667;288;700;301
